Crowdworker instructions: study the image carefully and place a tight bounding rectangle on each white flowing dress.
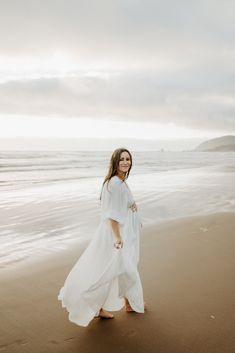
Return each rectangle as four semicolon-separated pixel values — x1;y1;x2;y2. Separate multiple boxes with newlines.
58;175;145;327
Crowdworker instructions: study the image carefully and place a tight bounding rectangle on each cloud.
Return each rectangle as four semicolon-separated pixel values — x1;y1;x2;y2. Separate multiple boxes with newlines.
0;0;235;64
0;68;234;133
0;0;234;134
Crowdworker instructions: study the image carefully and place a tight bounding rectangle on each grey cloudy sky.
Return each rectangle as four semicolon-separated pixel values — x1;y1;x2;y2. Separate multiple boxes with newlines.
0;0;234;149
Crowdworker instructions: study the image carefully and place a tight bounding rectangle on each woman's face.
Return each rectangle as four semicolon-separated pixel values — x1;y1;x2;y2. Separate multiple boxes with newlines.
118;151;131;174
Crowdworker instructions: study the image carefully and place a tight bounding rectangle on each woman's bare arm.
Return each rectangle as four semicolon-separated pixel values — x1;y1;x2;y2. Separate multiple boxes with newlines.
109;219;123;248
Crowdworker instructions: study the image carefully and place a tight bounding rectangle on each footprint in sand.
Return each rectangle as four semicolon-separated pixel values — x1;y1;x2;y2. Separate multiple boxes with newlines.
48;340;59;345
64;337;76;341
0;339;29;351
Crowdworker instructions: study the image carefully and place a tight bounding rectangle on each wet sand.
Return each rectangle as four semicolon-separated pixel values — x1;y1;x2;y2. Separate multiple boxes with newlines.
0;212;235;353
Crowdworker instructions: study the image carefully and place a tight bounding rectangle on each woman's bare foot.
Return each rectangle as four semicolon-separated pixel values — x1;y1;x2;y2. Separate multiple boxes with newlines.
124;298;134;312
124;298;147;312
97;308;114;319
125;302;135;312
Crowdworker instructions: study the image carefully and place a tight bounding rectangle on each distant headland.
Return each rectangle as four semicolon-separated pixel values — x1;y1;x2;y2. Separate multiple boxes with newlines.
195;135;235;152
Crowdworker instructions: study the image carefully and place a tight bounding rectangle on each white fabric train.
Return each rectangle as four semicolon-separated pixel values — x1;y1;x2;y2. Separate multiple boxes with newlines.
58;175;144;327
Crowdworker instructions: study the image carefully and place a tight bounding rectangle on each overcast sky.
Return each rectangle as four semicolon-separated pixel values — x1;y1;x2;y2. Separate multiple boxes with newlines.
0;0;234;150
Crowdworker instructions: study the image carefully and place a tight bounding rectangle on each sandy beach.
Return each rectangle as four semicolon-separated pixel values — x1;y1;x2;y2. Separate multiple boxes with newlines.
0;211;235;353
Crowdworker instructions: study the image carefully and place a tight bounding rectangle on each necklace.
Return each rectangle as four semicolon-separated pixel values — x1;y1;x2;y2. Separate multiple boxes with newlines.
116;173;126;181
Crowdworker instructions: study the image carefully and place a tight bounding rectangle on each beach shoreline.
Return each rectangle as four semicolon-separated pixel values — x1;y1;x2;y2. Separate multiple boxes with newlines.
1;151;235;268
1;211;235;353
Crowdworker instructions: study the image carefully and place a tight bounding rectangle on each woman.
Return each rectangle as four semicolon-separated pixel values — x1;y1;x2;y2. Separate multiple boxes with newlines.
58;147;146;326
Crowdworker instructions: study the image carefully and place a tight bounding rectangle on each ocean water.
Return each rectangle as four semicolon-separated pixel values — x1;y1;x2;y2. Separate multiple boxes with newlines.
0;151;235;268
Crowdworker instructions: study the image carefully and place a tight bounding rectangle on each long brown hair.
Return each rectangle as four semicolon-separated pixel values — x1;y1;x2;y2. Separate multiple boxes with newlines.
100;148;132;200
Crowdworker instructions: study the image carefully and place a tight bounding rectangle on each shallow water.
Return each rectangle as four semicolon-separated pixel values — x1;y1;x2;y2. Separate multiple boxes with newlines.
0;151;234;267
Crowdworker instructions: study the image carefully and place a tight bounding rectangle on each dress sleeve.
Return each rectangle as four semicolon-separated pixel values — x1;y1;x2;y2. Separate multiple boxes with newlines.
101;178;127;225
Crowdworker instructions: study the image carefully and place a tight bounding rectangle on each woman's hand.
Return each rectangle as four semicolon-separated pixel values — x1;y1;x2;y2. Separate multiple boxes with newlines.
114;235;123;249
